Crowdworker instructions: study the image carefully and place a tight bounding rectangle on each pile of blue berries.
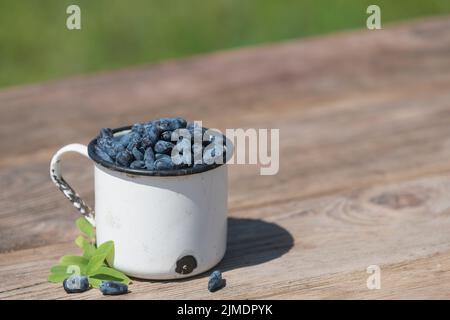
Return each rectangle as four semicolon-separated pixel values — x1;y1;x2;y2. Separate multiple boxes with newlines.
95;117;224;171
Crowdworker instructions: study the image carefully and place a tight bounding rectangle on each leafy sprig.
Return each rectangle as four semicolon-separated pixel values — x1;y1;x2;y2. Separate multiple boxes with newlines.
48;217;130;289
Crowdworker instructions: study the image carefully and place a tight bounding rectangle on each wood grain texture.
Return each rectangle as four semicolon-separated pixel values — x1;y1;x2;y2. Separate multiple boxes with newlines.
1;17;450;299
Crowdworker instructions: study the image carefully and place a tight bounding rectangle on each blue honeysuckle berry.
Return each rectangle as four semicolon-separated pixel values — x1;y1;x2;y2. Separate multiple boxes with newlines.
63;275;90;293
144;148;156;170
144;147;155;162
154;140;174;155
156;117;187;132
99;281;128;295
97;136;112;150
99;128;113;139
175;117;187;129
118;132;133;148
122;131;141;150
208;270;225;292
131;123;145;135
161;131;173;141
145;160;156;170
141;125;159;149
130;160;145;169
131;146;144;161
154;118;170;132
168;117;187;130
144;124;159;140
116;150;133;167
102;144;116;159
155;153;170;161
95;146;114;163
101;140;125;159
140;135;154;149
172;117;187;130
126;135;141;151
154;157;175;170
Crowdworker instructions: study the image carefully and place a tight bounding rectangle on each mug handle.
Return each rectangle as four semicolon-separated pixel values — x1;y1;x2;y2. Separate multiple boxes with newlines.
50;143;95;227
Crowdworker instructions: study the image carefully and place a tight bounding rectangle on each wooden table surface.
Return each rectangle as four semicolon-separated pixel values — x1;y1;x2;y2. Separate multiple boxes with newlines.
1;17;450;299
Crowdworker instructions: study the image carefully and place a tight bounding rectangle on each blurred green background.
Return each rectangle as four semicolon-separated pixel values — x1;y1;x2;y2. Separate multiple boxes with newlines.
1;0;449;88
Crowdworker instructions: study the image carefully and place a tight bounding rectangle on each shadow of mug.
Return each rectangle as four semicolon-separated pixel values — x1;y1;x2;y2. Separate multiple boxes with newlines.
217;217;294;272
132;217;294;283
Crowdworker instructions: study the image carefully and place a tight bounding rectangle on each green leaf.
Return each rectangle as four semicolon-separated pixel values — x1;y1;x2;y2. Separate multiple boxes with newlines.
86;253;107;275
59;255;89;267
50;265;71;274
75;235;96;259
75;235;86;248
91;266;130;284
95;241;114;266
88;277;102;288
48;272;68;283
50;265;68;274
76;217;95;239
48;216;128;291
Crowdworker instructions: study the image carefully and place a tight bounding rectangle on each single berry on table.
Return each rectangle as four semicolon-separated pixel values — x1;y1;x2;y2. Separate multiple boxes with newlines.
208;270;225;292
63;275;90;293
99;281;128;295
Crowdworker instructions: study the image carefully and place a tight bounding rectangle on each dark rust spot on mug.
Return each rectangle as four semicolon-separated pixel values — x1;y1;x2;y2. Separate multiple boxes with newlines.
175;255;197;274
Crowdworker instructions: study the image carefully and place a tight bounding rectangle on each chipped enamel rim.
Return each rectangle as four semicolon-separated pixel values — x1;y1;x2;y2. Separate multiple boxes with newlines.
87;125;233;177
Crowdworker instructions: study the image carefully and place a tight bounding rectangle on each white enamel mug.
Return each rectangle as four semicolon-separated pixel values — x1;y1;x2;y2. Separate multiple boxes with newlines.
50;126;232;280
